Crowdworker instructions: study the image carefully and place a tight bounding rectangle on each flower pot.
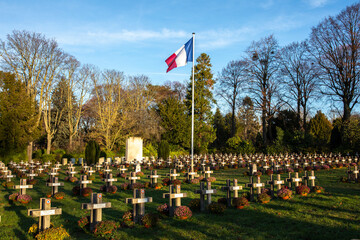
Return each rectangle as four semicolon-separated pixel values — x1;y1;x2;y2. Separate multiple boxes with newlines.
261;200;270;204
236;206;245;209
301;192;308;196
155;186;161;190
82;193;90;197
144;224;150;228
282;196;290;200
55;196;64;200
19;200;29;204
315;190;321;193
46;194;52;198
179;216;188;220
110;191;116;194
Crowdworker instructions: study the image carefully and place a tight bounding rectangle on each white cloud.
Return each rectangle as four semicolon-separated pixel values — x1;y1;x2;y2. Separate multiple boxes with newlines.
303;0;328;8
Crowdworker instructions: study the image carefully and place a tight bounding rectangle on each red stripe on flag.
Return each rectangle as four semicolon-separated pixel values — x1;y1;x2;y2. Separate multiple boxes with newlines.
165;53;178;72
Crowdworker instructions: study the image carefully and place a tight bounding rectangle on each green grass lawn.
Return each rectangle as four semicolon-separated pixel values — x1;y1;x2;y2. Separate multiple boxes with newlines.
1;166;359;240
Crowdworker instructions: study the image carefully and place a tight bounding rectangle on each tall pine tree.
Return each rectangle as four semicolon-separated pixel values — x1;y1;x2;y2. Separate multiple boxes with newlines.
185;53;216;154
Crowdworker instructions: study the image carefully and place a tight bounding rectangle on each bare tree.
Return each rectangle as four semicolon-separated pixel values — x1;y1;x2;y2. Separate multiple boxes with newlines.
309;3;360;123
217;60;247;137
0;30;66;159
280;41;318;132
92;69;127;151
63;59;92;150
245;35;281;145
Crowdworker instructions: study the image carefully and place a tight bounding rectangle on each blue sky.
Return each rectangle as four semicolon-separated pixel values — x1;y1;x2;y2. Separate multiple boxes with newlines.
0;0;357;107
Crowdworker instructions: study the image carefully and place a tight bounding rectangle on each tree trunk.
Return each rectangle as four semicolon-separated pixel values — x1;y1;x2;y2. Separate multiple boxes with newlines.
27;142;33;162
231;106;236;137
297;98;302;130
343;101;351;122
46;133;52;154
69;134;73;151
303;105;307;134
262;109;267;146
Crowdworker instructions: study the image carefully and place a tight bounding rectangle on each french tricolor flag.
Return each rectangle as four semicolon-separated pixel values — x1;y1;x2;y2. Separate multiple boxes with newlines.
165;37;193;73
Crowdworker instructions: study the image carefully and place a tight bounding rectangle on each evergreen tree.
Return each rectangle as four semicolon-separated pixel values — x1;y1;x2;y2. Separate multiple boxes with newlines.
211;108;229;152
237;96;259;142
185;53;216;154
0;72;38;158
156;97;190;149
309;111;332;151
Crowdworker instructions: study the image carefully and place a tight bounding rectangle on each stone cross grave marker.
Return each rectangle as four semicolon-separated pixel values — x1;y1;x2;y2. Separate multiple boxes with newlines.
28;198;62;232
167;169;180;181
186;167;199;181
119;165;128;174
26;169;38;180
249;163;257;176
286;172;302;189
135;164;141;173
103;165;111;174
245;176;265;201
102;173;117;190
147;170;160;187
46;177;64;196
81;193;111;231
126;172;140;187
95;163;102;172
125;189;153;223
347;166;359;182
302;171;316;187
48;168;59;177
87;167;95;176
79;175;92;190
266;174;284;197
221;179;242;207
163;185;187;217
67;166;77;177
194;181;217;211
3;170;15;182
202;166;213;178
13;179;33;195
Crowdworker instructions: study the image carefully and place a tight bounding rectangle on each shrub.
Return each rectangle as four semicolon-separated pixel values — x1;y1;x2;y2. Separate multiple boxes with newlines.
35;225;70;240
40;154;56;164
174;206;192;219
190;178;200;184
171;179;181;186
85;140;100;165
16;194;32;204
162;178;170;186
78;216;89;229
9;192;19;202
232;197;249;207
82;187;93;197
141;213;159;228
158;140;170;160
208;202;226;214
120;183;129;190
217;197;228;206
122;211;133;221
157;203;169;215
257;192;271;203
107;185;117;194
277;187;293;198
53;192;65;200
93;220;119;237
206;177;216;183
131;182;144;189
296;185;310;195
188;199;201;211
72;186;80;196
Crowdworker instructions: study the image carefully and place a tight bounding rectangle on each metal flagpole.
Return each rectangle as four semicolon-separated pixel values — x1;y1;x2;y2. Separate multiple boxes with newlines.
191;32;195;174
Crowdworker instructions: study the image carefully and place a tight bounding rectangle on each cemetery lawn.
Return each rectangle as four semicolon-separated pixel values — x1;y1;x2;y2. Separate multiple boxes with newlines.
0;167;359;240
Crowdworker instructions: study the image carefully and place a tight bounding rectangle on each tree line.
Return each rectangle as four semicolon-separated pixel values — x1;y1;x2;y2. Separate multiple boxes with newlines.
0;3;359;162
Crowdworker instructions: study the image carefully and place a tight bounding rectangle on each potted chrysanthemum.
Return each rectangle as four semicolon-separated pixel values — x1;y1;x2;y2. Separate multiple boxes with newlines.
232;197;249;209
296;185;310;196
277;188;292;200
174;206;192;220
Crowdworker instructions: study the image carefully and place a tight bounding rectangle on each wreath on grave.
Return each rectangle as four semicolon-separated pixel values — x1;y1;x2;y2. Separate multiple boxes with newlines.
208;202;226;214
141;213;159;228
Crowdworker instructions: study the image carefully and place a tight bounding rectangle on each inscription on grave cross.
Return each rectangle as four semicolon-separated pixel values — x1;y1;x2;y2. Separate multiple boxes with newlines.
147;170;160;187
194;181;217;211
46;177;64;195
221;179;242;207
302;171;316;187
266;174;284;197
286;172;302;189
245;176;265;201
166;169;180;181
